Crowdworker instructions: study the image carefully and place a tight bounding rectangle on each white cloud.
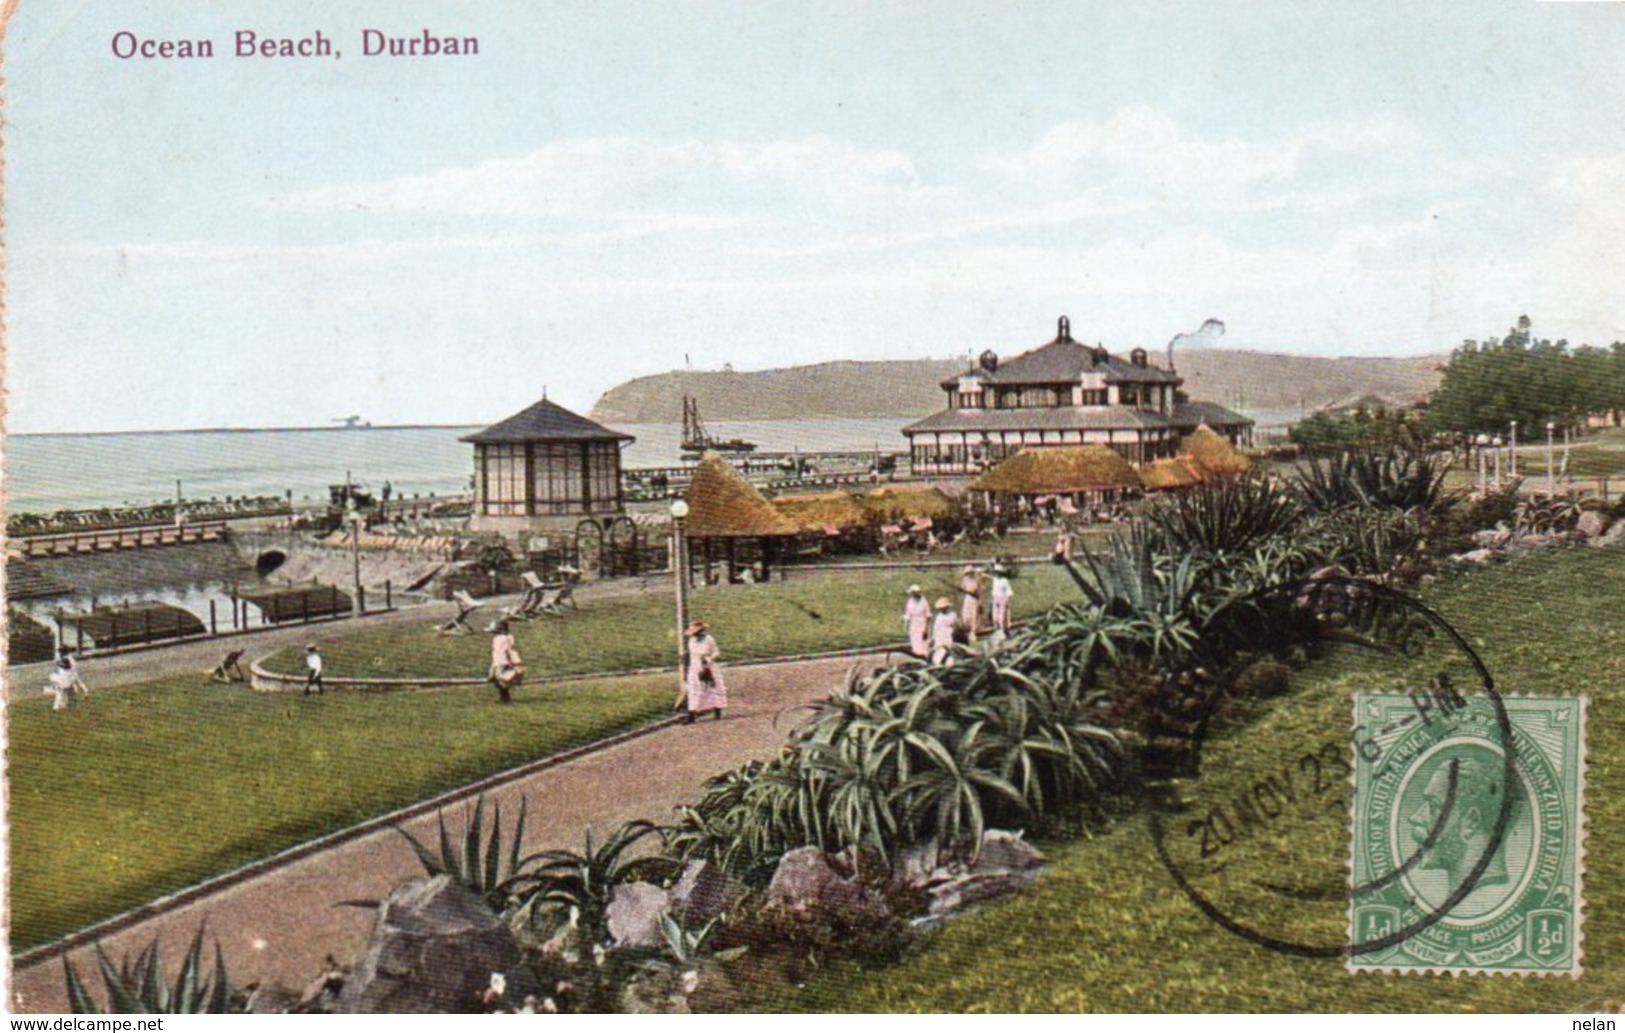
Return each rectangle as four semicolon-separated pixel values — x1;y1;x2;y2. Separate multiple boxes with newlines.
273;135;945;220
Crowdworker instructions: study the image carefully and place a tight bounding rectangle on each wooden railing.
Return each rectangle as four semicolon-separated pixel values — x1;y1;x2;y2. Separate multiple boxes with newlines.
13;520;231;558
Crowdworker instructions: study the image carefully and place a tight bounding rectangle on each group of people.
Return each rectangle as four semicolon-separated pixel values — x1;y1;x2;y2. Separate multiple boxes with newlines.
903;562;1014;664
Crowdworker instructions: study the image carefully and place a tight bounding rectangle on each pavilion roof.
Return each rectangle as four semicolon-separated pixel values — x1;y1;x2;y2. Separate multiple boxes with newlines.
683;454;800;537
772;491;870;531
970;446;1141;495
856;485;957;522
1139;455;1206;491
461;397;633;444
1182;424;1252;477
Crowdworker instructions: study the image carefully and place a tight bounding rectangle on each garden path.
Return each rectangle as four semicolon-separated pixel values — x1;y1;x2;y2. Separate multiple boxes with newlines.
8;650;885;1013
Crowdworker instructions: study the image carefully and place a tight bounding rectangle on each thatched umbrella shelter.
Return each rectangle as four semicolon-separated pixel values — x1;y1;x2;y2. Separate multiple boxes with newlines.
1139;455;1205;491
856;485;957;524
772;491;870;534
971;446;1141;498
1182;424;1251;478
682;454;800;583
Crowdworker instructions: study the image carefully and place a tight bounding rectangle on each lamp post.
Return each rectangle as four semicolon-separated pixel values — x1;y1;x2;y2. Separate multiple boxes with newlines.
1491;436;1503;488
670;499;690;693
1509;421;1518;480
1546;421;1557;495
347;503;364;617
1474;434;1489;493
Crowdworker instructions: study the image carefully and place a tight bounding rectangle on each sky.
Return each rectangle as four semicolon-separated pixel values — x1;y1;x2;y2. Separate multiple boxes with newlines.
5;0;1625;433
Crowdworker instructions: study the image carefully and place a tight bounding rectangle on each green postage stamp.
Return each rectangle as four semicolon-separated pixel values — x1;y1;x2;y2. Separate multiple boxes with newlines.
1349;694;1587;975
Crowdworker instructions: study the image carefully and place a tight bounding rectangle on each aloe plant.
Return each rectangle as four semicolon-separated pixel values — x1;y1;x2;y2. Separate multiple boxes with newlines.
63;927;237;1014
504;820;666;941
393;794;527;912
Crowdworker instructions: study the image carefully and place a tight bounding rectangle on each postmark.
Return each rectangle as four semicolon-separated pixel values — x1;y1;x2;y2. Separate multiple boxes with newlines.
1143;575;1539;960
1349;693;1586;975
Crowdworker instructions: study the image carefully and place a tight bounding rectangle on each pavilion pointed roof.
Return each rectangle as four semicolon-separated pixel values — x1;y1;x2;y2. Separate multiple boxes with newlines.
461;397;633;444
683;454;800;537
970;446;1141;495
1182;424;1251;477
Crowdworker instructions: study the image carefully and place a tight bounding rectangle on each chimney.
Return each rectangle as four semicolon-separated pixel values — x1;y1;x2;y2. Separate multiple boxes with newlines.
979;349;999;373
1057;315;1072;341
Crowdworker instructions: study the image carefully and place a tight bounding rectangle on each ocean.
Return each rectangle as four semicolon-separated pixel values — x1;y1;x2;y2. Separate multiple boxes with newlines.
4;409;1300;515
4;416;919;514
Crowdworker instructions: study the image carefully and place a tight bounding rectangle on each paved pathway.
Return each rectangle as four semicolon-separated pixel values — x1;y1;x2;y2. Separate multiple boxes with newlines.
8;651;880;1013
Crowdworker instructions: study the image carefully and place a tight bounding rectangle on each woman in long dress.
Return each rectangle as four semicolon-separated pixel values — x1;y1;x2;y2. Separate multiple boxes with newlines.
959;564;983;638
685;619;727;722
990;566;1014;634
903;585;931;657
930;597;959;665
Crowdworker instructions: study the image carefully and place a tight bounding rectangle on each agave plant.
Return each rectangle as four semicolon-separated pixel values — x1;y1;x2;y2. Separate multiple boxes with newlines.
1514;491;1585;534
1305;506;1429;579
505;820;666;941
393;794;527;912
63;927;238;1014
1294;446;1450;513
1144;473;1304;556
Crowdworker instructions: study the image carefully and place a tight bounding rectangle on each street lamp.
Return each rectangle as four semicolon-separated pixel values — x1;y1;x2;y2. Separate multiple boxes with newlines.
670;499;690;694
347;503;364;617
1474;433;1490;492
1491;436;1503;488
1508;421;1518;480
1546;421;1557;495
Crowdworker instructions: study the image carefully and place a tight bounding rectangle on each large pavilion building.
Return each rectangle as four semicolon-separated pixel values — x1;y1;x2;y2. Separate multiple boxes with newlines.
462;397;633;535
903;316;1253;475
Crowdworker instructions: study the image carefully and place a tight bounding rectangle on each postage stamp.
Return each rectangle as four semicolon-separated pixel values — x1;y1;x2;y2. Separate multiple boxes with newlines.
1349;694;1587;975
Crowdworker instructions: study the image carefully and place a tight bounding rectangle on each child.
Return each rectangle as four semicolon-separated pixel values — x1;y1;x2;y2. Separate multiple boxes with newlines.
304;644;325;695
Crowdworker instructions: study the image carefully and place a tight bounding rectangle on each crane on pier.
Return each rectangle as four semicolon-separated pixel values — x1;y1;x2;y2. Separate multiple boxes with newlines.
331;415;372;429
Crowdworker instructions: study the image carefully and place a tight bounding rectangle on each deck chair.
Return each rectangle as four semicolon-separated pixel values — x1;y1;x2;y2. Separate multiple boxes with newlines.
209;649;247;683
542;582;577;615
438;590;482;635
506;572;553;621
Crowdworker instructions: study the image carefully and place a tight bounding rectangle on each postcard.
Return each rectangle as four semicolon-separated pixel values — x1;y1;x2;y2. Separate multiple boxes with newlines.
4;0;1623;1017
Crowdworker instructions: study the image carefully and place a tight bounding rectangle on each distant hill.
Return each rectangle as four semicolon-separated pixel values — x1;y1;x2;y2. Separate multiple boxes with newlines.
589;352;1445;423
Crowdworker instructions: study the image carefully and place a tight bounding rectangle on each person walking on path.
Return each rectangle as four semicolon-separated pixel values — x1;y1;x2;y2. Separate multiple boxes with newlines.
488;620;524;704
990;565;1014;635
684;620;727;722
303;645;325;695
903;584;931;658
959;563;983;638
930;597;960;665
44;653;88;711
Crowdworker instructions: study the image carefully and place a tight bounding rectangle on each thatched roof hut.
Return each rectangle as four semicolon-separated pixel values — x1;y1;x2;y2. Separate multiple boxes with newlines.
856;485;957;522
1182;424;1251;477
683;454;799;538
970;446;1140;495
772;491;870;532
1139;455;1205;491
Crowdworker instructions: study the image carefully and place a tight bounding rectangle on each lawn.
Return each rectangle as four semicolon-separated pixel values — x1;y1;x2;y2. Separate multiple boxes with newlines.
7;672;673;951
257;563;1082;681
780;543;1625;1012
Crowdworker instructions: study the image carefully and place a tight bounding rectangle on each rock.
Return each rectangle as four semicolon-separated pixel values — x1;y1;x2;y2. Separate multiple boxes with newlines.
605;882;671;948
1596;520;1625;547
1577;510;1612;539
766;847;843;911
895;839;946;891
1458;548;1497;564
669;859;745;928
918;830;1047;922
246;983;301;1014
337;876;539;1014
972;829;1044;872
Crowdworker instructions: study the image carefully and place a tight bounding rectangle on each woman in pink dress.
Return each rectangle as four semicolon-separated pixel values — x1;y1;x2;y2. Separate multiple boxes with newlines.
685;620;727;722
959;564;983;638
903;585;931;657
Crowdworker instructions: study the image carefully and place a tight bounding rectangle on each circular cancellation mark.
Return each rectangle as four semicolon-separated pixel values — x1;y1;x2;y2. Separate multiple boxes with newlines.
1140;576;1516;959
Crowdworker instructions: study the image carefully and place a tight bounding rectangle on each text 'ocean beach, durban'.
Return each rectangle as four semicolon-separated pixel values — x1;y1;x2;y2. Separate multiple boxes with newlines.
108;28;479;60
